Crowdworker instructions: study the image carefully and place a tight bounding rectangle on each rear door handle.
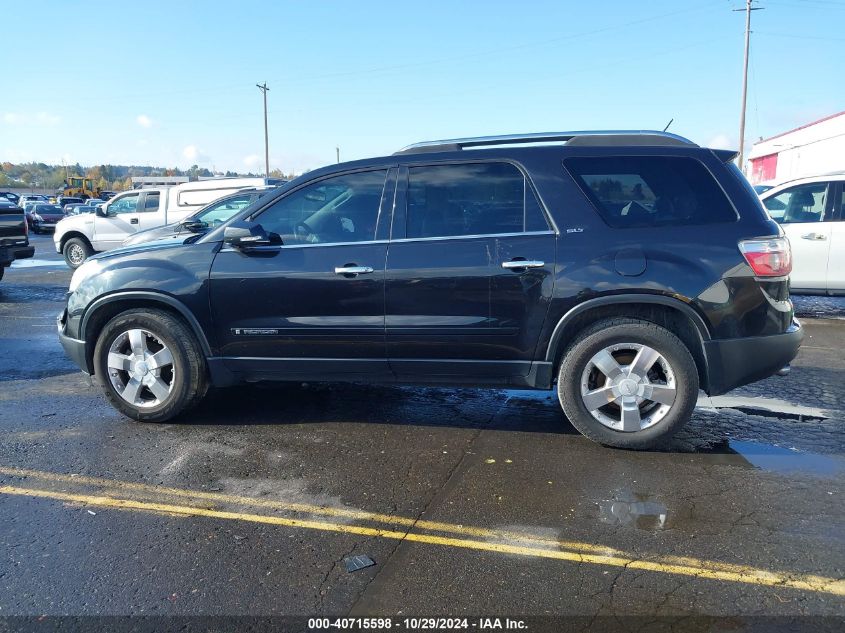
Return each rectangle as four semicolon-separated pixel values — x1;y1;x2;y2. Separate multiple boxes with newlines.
501;260;545;269
800;233;827;241
130;218;139;225
334;265;374;276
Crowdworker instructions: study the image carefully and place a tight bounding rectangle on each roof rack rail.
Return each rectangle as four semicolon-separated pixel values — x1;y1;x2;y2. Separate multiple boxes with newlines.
394;130;698;155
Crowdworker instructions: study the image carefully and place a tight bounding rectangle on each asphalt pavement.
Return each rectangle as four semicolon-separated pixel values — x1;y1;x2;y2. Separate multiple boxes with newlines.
0;234;843;630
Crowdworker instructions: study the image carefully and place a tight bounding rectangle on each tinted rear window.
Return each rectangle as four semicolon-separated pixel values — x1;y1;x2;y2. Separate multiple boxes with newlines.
406;162;549;239
565;156;737;228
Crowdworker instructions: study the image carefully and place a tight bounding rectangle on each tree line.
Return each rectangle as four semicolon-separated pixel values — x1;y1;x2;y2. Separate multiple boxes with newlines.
0;162;297;192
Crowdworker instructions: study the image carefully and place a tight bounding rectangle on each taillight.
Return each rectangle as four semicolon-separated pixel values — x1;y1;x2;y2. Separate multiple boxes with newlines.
739;237;792;277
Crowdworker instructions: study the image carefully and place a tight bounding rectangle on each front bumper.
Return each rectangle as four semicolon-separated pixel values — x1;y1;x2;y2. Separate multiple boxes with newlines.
0;244;35;266
57;309;90;375
703;319;803;395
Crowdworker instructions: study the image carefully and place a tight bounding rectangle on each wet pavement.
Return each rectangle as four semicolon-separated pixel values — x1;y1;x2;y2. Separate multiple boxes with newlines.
0;234;843;628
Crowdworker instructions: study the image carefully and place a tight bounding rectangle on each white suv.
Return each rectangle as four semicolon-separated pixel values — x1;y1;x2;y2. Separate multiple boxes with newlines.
760;173;845;295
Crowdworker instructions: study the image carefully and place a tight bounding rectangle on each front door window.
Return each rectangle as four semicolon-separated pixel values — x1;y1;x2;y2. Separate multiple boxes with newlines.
254;170;387;245
109;194;140;215
763;183;827;224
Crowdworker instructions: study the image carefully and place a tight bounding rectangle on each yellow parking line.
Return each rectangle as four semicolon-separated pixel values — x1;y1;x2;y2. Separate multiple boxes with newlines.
1;482;843;596
0;465;619;554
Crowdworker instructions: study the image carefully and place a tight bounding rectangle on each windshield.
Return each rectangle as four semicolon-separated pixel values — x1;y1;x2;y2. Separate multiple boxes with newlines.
35;204;62;213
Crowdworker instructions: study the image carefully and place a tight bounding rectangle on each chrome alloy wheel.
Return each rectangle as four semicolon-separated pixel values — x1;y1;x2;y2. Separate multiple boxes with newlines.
106;329;175;408
579;343;677;432
67;243;86;266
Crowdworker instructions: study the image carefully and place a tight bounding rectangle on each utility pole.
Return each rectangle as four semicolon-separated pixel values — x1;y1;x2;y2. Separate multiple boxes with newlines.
336;146;340;164
256;82;270;177
735;0;763;172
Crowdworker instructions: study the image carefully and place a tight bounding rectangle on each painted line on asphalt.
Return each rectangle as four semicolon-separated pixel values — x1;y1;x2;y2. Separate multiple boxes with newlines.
0;465;617;554
10;259;66;268
0;471;844;596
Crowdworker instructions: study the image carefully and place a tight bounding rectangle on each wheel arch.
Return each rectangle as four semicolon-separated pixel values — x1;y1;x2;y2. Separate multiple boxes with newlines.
545;295;712;392
59;230;94;251
80;291;212;375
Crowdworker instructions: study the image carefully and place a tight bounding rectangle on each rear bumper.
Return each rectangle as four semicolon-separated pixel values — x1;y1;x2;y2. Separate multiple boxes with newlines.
703;320;803;396
0;244;35;266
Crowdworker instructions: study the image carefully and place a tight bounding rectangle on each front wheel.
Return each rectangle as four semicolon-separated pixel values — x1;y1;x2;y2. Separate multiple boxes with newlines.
93;309;208;422
63;237;93;269
557;318;699;449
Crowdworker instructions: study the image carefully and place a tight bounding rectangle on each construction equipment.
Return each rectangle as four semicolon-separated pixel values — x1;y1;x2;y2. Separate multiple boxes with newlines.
61;177;100;200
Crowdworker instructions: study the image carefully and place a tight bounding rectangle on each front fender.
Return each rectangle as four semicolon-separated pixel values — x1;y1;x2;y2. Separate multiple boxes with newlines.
66;241;219;358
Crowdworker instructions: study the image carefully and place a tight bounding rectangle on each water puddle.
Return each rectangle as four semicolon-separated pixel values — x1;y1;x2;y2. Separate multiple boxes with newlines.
727;440;845;478
598;490;668;530
697;395;831;421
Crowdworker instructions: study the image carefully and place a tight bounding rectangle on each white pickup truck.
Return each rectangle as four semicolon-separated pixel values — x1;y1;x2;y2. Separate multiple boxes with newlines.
54;177;266;268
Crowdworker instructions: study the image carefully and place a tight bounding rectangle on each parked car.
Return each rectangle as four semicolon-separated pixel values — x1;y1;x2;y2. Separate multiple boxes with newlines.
17;194;47;208
753;183;775;195
63;203;87;216
58;131;801;449
0;192;21;205
759;173;844;295
56;196;85;212
122;187;277;247
99;191;116;201
22;200;42;214
27;203;65;233
0;201;34;280
54;177;269;268
69;203;100;216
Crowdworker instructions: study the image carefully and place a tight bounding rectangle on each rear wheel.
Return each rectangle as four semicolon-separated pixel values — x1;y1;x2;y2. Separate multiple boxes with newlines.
94;309;208;422
63;237;93;269
557;318;698;449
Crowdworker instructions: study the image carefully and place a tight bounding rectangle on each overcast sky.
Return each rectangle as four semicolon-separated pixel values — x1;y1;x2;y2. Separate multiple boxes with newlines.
3;0;843;173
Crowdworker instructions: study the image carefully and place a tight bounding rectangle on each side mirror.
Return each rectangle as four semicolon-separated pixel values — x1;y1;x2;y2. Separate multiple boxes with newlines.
181;219;206;233
96;207;108;217
223;222;282;249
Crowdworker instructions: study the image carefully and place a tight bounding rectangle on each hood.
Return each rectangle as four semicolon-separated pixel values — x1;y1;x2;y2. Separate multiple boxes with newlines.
90;234;196;262
121;222;185;247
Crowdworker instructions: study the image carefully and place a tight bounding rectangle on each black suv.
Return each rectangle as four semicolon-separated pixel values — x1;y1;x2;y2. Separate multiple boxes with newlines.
58;131;801;449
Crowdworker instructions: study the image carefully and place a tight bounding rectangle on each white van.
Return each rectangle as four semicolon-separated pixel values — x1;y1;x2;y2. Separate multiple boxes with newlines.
54;177;266;268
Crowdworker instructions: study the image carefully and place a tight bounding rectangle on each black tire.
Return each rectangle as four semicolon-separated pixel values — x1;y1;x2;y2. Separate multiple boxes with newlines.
63;237;93;269
557;318;699;450
0;266;4;281
93;309;209;422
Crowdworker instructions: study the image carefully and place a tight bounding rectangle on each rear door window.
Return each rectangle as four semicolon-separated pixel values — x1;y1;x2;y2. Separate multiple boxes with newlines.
405;162;548;239
565;156;737;228
142;192;160;213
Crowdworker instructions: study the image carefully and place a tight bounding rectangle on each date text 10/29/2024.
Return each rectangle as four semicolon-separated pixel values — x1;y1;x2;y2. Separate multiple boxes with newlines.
308;618;528;630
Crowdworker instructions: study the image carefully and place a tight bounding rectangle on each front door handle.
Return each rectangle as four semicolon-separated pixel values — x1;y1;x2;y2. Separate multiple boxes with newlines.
334;265;374;276
501;260;545;270
801;233;827;241
130;218;139;225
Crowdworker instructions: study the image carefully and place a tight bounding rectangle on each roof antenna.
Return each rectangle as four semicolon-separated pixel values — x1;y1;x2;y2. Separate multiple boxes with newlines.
663;118;674;132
